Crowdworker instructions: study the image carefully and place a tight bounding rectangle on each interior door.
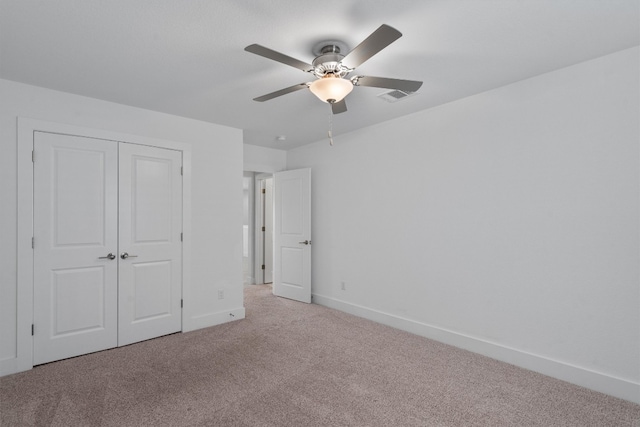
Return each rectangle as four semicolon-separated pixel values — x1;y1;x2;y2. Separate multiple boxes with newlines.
273;168;311;303
118;143;183;346
33;132;118;365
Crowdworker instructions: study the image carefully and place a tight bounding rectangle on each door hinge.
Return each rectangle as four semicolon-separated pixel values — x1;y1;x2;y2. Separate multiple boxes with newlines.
180;232;183;242
32;237;34;249
181;299;183;308
32;151;35;163
262;188;266;194
261;264;265;270
31;324;34;336
261;226;265;232
181;166;183;176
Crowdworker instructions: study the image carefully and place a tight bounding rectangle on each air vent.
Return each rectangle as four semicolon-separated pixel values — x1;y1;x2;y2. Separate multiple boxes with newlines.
377;90;416;103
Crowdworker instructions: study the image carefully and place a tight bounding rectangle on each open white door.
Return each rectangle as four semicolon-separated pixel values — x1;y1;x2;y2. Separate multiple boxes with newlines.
118;143;183;346
273;168;311;303
33;132;119;365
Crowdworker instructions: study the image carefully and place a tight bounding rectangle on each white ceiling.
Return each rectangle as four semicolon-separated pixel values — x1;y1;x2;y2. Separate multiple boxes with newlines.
1;0;638;150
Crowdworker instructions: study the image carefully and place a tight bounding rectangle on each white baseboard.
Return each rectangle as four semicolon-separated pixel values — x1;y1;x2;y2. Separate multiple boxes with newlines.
0;356;32;377
183;307;246;332
1;307;247;378
312;293;639;404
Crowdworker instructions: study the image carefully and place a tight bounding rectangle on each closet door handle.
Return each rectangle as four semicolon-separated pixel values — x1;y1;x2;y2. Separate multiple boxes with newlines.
120;252;138;259
98;253;116;260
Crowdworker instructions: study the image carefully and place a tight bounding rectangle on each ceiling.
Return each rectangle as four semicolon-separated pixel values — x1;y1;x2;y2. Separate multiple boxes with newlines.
1;1;638;150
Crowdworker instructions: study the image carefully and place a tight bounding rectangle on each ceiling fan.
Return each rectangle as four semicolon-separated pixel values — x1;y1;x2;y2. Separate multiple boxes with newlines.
245;24;423;114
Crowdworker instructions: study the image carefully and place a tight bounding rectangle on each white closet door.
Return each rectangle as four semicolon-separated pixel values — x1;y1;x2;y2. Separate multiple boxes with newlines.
118;143;183;346
33;132;118;365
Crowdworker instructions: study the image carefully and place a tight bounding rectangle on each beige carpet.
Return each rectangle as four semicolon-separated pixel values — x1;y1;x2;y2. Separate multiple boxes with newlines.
1;284;639;426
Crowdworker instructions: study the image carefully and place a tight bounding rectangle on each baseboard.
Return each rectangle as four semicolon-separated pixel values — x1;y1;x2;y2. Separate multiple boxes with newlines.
312;293;639;404
183;306;246;332
0;356;32;378
0;307;248;378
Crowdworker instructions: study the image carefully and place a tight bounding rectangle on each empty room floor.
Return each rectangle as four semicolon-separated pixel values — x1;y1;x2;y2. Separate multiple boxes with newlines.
1;284;639;426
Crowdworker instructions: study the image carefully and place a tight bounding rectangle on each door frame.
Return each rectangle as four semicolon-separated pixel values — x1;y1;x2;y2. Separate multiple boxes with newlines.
12;117;192;376
242;172;255;285
253;173;272;285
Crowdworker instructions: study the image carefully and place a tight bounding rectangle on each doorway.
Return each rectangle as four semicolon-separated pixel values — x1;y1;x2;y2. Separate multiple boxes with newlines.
244;173;274;285
242;168;312;303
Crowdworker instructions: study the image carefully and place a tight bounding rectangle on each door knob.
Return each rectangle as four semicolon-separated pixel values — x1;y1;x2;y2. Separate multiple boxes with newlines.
298;240;311;245
120;252;138;259
98;253;116;260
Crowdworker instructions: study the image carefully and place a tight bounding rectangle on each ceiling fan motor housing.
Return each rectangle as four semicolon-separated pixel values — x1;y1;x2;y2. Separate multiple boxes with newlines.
312;49;352;79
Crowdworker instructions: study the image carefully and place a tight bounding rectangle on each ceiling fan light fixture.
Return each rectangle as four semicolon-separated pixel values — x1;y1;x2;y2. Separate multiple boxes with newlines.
309;75;353;104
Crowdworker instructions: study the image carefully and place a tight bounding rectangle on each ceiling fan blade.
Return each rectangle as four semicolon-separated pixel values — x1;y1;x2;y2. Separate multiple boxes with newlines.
245;44;313;72
331;99;347;114
342;24;402;69
253;83;309;102
355;76;423;92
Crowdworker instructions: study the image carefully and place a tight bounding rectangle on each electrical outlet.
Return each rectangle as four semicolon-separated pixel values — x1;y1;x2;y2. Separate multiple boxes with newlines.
218;290;224;300
341;281;346;291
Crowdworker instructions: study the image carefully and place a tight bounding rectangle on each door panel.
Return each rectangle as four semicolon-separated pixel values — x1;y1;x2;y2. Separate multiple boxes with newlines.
132;156;173;243
280;179;303;234
118;143;182;346
33;132;118;365
273;168;311;303
54;149;107;246
52;267;106;336
131;261;172;321
280;247;303;286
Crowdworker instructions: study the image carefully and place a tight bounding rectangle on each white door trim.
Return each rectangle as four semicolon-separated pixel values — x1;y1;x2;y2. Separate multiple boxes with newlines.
8;117;192;377
243;172;255;285
253;173;272;285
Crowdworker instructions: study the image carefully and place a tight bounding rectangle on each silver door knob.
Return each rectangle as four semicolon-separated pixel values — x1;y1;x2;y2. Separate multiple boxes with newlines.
298;240;311;245
120;252;138;259
98;253;116;260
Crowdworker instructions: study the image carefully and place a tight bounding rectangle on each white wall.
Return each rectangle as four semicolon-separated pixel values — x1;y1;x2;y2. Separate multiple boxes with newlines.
243;144;286;173
0;79;245;374
287;47;639;403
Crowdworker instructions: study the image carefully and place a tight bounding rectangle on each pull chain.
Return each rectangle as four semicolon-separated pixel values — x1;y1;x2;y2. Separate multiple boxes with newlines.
327;103;334;146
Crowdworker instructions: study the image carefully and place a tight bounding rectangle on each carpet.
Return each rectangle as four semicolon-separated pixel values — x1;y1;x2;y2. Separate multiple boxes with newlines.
1;284;638;426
